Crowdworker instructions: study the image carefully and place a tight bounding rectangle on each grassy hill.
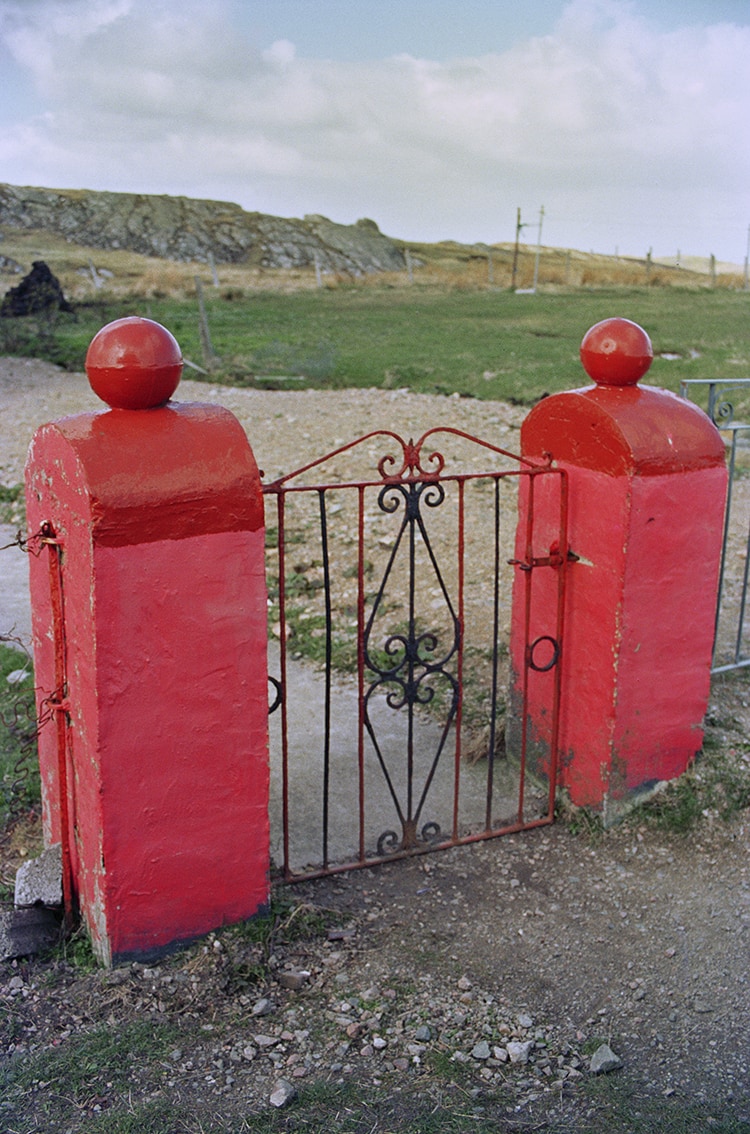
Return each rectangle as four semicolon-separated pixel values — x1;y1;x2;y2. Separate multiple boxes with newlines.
0;225;748;411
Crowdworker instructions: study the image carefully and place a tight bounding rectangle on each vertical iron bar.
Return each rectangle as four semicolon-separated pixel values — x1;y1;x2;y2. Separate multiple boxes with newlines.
716;428;736;663
706;382;718;424
276;493;292;880
453;479;465;841
518;473;536;824
407;485;416;830
44;527;74;933
357;486;366;862
318;489;333;868
485;477;502;831
734;490;750;665
546;470;569;817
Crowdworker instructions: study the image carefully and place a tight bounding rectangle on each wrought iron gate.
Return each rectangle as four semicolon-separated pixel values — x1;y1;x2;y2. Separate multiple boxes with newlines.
263;428;568;881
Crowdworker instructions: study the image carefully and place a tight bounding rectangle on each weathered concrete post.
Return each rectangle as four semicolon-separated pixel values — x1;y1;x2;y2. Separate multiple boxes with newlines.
25;316;269;964
510;317;727;822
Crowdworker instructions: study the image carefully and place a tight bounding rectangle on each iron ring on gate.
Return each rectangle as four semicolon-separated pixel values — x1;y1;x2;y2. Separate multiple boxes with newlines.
268;676;282;715
527;635;560;673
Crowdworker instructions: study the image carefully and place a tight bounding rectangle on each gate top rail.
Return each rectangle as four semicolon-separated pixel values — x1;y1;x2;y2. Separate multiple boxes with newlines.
679;378;750;428
262;426;549;492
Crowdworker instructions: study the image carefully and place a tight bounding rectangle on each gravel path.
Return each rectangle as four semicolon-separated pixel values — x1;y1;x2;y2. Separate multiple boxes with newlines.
0;355;526;490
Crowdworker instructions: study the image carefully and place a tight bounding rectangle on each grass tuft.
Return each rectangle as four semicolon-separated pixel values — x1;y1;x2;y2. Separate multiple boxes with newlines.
0;641;41;827
629;734;750;833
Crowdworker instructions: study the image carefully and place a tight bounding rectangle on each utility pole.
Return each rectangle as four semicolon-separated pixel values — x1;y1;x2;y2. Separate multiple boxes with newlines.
744;224;750;291
511;207;524;290
532;205;545;294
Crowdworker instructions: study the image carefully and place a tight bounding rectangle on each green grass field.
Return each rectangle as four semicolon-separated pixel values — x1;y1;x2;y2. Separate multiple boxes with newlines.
2;284;748;409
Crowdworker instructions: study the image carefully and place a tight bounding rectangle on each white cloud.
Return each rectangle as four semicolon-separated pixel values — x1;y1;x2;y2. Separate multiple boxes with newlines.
0;0;748;257
263;39;296;67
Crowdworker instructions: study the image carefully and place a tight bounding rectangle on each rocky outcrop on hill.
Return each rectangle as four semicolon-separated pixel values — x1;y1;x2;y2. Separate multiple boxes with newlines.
0;254;23;275
0;183;406;276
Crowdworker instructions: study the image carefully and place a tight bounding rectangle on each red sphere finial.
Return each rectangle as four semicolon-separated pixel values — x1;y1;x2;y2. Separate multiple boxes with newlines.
580;317;653;388
85;316;183;410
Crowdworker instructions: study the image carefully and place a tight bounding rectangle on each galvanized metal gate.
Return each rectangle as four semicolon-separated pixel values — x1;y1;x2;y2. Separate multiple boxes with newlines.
680;378;750;673
263;428;568;881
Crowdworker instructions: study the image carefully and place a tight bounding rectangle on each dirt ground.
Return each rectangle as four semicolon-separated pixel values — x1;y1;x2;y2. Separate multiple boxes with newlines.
1;358;750;1130
2;809;748;1130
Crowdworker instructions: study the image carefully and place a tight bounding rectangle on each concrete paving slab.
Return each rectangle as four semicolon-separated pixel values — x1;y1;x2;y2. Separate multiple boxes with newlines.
268;643;527;874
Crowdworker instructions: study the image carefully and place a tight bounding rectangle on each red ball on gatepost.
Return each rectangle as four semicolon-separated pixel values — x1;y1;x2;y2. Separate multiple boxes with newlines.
580;317;653;387
85;316;183;410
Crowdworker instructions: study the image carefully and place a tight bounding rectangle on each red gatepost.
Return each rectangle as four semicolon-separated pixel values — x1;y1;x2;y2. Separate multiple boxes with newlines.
25;317;269;965
510;318;727;822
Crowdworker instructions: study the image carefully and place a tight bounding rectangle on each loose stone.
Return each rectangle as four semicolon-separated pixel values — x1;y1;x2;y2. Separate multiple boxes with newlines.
589;1044;623;1074
507;1040;533;1064
278;970;310;990
269;1079;297;1108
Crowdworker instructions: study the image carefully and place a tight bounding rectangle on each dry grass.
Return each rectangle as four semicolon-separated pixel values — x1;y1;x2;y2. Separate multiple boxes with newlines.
0;226;744;305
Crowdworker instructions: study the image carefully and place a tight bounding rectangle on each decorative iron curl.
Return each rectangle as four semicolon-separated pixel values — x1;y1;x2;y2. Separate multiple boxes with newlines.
380;670;439;712
376;437;446;481
376;821;442;857
365;629;449;687
376;479;446;524
711;397;735;427
416;448;445;478
377;482;407;515
377;829;400;856
415;667;460;709
366;632;407;680
419;480;445;511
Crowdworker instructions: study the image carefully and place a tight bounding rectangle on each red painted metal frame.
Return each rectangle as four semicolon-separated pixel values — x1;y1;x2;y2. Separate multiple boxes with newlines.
37;522;76;931
263;428;570;882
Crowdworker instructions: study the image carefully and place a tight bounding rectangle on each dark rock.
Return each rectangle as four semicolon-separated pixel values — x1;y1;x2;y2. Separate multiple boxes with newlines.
0;904;61;960
0;260;73;317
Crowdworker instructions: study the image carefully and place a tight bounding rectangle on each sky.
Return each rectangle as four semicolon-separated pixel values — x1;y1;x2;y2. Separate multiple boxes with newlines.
0;0;749;263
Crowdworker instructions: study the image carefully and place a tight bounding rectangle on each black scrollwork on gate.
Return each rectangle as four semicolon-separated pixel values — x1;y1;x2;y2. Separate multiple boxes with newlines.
363;470;459;856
